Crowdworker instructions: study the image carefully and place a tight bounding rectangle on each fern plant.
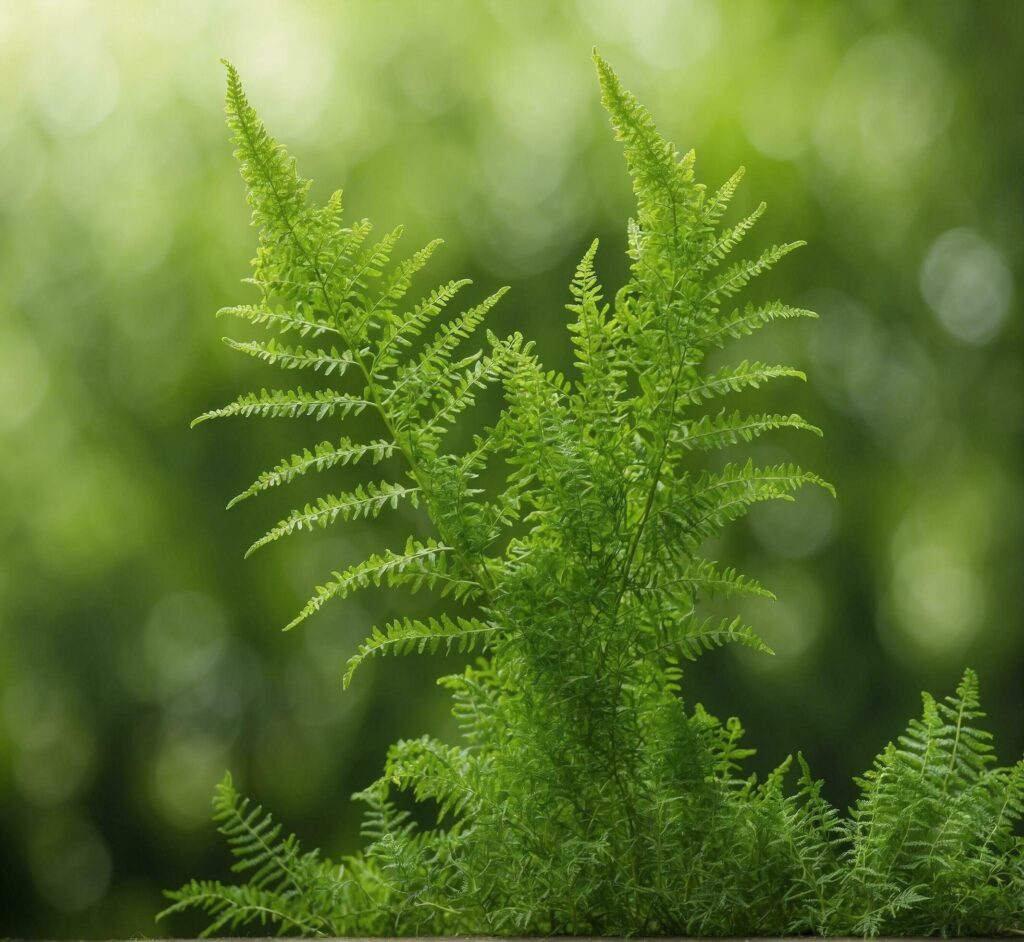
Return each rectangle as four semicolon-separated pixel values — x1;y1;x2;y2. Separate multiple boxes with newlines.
161;54;1024;937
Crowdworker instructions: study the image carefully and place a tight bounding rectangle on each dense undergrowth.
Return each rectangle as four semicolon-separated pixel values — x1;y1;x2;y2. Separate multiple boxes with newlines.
160;54;1024;937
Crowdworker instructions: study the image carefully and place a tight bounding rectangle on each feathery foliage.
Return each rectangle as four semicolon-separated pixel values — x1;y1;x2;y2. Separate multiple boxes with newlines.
162;54;1024;937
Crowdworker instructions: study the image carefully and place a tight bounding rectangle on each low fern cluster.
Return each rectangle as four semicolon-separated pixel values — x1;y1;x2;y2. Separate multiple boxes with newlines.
161;55;1024;937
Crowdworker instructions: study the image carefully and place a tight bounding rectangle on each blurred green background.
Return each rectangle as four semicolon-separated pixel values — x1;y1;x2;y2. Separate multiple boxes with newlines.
1;0;1021;935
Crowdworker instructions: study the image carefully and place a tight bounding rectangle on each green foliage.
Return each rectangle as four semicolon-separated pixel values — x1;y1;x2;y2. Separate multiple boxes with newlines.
827;670;1024;936
161;55;1024;937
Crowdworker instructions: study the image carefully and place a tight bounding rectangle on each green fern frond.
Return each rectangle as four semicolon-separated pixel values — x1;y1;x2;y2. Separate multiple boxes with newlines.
386;287;510;412
284;537;473;631
566;239;629;423
593;51;695;253
665;613;773;661
228;438;396;508
196;60;519;641
160;879;328;938
696;200;766;271
328;224;406;321
652;558;777;602
413;332;524;439
245;482;420;558
372;278;473;371
682;360;806;404
349;237;445;339
703;241;806;303
211;773;306;888
699;166;746;227
353;778;417;850
159;772;338;937
191;387;371;424
697;299;818;349
680;460;835;540
223;59;312;255
675;409;822;453
223;337;363;376
218;302;343;339
344;615;497;688
831;668;1024;937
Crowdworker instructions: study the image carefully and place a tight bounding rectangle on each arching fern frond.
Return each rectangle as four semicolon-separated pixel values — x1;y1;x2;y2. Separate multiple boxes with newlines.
345;615;497;688
192;387;372;424
217;302;343;339
228;438;396;508
703;240;805;304
681;360;806;405
647;558;777;602
244;481;420;558
284;537;474;632
670;613;773;661
223;337;363;376
675;410;822;454
159;773;340;938
697;299;818;349
195;61;521;639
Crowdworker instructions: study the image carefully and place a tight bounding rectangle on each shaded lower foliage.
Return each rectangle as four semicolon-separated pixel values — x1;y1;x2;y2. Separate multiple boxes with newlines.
162;670;1024;936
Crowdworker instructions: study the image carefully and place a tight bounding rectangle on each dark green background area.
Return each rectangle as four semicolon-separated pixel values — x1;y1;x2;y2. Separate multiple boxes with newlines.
0;1;1021;935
